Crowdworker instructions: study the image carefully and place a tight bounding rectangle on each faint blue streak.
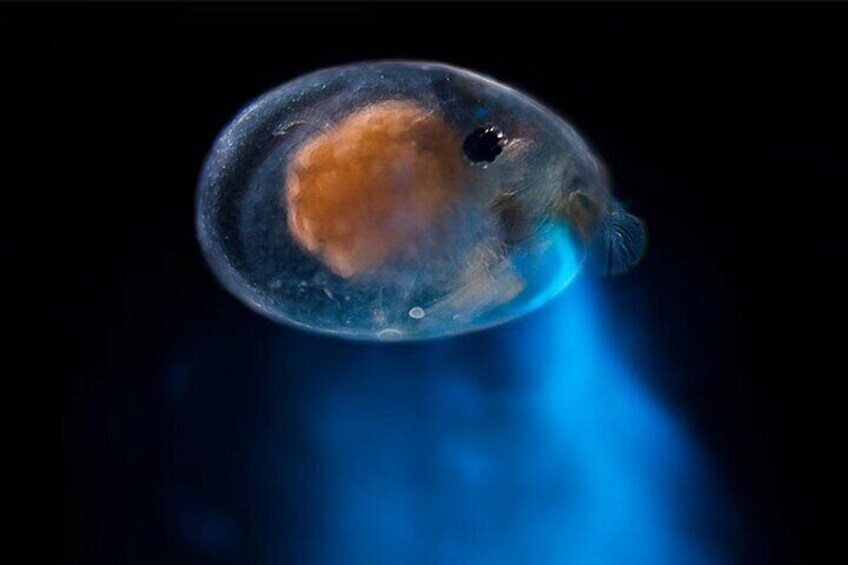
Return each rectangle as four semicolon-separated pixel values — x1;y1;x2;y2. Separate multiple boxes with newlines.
262;278;726;565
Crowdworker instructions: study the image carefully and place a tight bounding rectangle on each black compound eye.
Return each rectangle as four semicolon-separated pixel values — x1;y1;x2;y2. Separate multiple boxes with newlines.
463;125;505;163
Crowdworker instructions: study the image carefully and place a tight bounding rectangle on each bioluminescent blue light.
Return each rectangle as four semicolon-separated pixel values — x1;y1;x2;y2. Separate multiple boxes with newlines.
241;277;729;565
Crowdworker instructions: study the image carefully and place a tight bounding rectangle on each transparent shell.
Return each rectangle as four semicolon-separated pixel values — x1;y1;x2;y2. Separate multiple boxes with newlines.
197;61;638;341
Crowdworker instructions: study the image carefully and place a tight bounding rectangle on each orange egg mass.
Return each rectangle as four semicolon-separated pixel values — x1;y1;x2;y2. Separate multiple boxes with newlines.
285;100;467;278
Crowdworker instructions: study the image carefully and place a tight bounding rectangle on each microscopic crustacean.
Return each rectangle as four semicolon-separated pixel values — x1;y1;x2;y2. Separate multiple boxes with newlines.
197;61;645;340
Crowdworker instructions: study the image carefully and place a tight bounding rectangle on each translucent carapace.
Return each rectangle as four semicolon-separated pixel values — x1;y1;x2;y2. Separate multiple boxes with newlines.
197;61;645;340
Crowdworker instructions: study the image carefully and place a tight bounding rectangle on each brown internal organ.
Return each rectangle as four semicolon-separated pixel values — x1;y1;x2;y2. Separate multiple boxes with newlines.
285;100;467;278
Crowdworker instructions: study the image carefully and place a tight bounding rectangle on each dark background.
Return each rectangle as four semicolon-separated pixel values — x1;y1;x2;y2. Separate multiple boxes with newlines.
9;3;845;564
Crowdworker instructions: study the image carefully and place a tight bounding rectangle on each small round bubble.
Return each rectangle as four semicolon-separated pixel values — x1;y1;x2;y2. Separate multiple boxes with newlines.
409;307;426;320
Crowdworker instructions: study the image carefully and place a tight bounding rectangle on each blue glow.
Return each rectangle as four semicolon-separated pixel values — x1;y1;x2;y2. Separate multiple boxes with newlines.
253;277;728;564
511;223;584;314
176;505;239;553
